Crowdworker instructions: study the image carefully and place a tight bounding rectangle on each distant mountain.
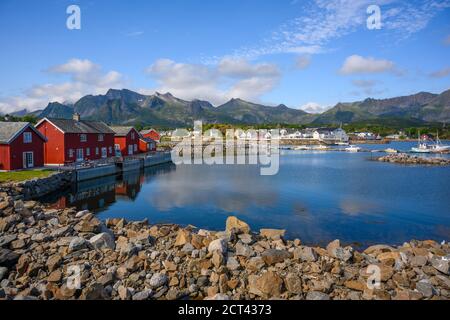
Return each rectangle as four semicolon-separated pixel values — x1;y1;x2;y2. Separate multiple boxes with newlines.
22;88;450;127
30;89;312;127
314;90;449;124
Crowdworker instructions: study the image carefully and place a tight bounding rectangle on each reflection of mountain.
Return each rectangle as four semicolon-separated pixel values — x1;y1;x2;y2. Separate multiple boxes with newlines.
47;163;176;212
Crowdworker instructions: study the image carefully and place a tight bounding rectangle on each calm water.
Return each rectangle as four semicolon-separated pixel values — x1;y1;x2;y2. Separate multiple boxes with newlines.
42;142;450;247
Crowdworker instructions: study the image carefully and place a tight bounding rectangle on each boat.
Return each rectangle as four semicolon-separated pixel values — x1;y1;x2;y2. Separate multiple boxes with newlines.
384;148;398;153
313;145;329;151
336;141;350;146
294;145;310;151
411;133;431;153
429;133;450;153
345;145;361;152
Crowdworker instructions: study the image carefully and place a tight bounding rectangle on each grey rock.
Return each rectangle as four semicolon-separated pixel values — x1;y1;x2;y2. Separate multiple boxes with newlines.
132;289;152;300
431;257;449;275
0;267;8;281
89;233;115;250
306;291;330;300
149;273;168;289
235;242;253;257
69;237;88;252
226;256;240;271
293;246;317;262
416;280;434;298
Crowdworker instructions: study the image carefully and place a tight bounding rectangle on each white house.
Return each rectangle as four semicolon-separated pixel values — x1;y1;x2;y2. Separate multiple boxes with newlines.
313;128;349;142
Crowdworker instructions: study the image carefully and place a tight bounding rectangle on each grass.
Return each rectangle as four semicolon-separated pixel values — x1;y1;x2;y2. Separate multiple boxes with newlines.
0;169;54;183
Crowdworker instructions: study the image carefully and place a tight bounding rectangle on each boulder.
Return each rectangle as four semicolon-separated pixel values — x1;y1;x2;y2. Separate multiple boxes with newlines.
306;291;330;300
248;271;283;298
174;229;191;247
89;233;115;250
149;273;168;289
260;229;285;240
226;216;250;234
261;249;292;265
68;237;88;252
293;246;317;262
208;238;227;254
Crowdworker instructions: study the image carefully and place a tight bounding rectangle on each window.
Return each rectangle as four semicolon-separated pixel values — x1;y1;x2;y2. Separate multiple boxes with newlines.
109;146;113;154
95;147;99;155
80;134;87;142
23;132;32;143
101;147;107;158
131;132;135;140
134;144;137;152
69;149;74;158
86;148;90;156
98;134;104;142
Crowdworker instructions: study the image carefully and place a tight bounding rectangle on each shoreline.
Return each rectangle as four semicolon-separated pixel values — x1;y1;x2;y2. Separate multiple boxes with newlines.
1;184;449;300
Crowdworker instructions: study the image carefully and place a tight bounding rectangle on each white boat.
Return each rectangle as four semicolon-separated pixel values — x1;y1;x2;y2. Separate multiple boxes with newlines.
294;145;310;151
411;143;431;153
336;141;350;146
313;145;329;150
430;133;450;153
345;145;361;152
384;148;398;153
411;133;432;153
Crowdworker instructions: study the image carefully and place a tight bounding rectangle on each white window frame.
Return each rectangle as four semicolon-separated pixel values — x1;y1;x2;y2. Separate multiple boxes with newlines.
109;146;112;154
23;132;32;143
68;149;74;158
23;152;34;168
80;134;87;142
86;148;90;156
134;144;137;152
95;147;99;155
131;132;135;140
101;147;107;158
98;134;104;142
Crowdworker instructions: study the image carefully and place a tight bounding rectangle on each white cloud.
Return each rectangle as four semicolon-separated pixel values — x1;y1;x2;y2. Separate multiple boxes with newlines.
145;58;281;105
295;55;311;69
0;59;125;113
300;102;330;113
429;67;450;78
220;0;450;61
340;55;395;75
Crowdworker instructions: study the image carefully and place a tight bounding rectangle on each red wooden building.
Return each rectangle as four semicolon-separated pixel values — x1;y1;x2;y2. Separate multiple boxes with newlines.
0;122;47;171
36;114;115;165
139;137;157;153
111;126;141;156
140;128;160;142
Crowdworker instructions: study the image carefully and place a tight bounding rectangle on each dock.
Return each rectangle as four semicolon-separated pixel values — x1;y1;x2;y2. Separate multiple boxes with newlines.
54;152;172;182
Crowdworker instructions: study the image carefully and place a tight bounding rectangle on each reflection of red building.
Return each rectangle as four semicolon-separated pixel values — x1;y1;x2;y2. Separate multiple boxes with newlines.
36;114;115;165
115;174;144;200
111;127;141;156
0;122;46;171
140;129;160;142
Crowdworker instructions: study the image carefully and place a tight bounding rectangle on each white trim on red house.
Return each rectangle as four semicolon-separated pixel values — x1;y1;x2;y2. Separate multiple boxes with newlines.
4;123;47;145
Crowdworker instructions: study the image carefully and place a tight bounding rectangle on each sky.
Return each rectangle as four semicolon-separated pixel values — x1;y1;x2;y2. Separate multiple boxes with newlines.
0;0;449;114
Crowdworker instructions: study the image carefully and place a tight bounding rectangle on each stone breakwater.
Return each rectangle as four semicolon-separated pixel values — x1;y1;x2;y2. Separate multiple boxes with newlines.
377;153;450;166
0;171;74;200
0;193;450;300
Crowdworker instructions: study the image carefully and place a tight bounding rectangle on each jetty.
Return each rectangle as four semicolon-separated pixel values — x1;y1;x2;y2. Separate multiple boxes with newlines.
376;153;450;165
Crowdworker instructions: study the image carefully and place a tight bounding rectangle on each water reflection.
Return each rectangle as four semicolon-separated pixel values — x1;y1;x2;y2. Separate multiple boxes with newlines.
40;141;450;247
44;164;176;212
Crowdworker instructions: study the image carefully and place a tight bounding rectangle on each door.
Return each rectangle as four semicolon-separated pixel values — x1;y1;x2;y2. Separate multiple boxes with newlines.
128;144;133;155
76;148;84;162
23;152;34;168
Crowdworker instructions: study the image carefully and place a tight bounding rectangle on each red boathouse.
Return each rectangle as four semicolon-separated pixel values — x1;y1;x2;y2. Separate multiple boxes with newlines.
111;126;141;156
0;122;47;171
36;114;115;165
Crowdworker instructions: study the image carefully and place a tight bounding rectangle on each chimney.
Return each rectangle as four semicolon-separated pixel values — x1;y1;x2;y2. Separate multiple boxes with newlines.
73;113;81;121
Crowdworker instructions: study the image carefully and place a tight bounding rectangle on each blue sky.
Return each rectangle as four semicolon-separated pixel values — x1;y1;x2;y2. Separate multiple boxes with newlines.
0;0;449;114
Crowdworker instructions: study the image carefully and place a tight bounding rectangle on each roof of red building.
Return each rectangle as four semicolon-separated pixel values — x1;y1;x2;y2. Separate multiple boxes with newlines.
0;121;47;144
110;126;136;137
37;118;115;134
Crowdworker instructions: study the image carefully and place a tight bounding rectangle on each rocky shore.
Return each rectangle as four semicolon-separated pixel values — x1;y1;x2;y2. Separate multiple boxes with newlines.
0;171;74;200
377;153;450;166
0;186;449;300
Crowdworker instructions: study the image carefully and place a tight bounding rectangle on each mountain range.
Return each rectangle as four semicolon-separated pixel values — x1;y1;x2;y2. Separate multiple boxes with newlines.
11;88;450;127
